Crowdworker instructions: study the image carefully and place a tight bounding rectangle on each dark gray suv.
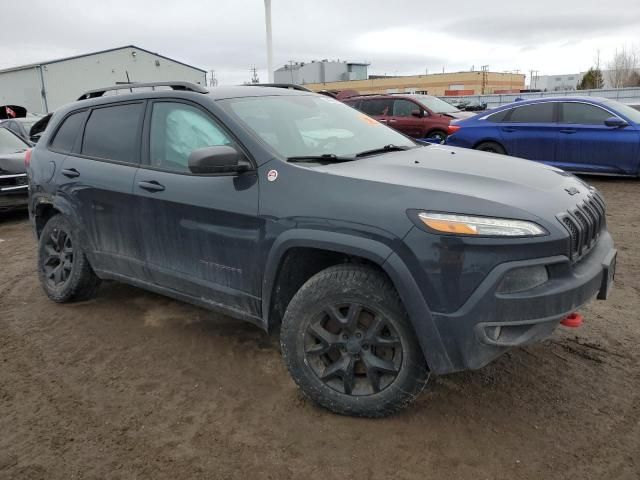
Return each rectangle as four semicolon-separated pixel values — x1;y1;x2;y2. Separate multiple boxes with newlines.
27;82;616;417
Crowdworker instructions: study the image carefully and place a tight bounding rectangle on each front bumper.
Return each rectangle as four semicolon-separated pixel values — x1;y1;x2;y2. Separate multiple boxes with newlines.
430;231;615;372
0;173;28;210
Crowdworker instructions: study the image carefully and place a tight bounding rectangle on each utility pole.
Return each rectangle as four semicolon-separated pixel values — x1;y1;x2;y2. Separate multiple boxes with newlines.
529;69;539;89
288;60;296;83
208;70;218;87
264;0;274;83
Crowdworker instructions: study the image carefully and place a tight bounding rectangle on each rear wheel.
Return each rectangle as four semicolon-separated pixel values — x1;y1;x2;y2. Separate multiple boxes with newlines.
475;141;506;154
37;214;101;303
280;264;429;417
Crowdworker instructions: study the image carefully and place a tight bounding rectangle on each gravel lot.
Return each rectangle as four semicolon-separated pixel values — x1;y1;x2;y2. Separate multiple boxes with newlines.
1;177;638;480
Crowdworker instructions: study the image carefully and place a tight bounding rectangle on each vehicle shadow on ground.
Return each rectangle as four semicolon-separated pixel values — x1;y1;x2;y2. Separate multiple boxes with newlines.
92;280;280;351
0;209;29;225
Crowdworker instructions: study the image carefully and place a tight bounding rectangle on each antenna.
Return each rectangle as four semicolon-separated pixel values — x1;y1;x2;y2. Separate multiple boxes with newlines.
250;67;260;84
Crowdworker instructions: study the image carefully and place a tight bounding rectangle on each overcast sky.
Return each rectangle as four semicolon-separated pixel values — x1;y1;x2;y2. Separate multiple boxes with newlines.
2;0;639;85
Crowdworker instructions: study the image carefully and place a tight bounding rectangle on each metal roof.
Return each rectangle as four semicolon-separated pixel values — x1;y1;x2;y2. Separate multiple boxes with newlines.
0;45;207;74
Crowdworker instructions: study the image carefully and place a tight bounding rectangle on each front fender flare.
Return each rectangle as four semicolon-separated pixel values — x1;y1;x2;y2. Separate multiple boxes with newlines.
261;229;454;374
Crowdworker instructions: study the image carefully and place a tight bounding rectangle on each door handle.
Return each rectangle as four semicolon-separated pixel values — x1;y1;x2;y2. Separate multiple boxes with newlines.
560;129;577;134
62;168;80;178
138;180;165;192
379;119;387;123
501;127;516;133
388;119;397;123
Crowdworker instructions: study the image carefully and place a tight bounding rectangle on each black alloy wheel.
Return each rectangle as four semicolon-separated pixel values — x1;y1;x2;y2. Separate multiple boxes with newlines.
42;228;74;288
304;302;402;396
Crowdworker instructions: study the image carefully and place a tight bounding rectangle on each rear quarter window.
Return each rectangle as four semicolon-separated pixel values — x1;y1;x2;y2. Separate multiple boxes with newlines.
485;109;510;122
50;111;87;153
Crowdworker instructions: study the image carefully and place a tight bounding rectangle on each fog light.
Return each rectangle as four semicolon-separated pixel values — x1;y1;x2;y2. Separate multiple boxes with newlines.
497;266;549;293
486;325;502;341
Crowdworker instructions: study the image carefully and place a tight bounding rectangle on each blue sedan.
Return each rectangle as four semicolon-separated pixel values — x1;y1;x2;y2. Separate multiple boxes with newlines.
445;97;640;176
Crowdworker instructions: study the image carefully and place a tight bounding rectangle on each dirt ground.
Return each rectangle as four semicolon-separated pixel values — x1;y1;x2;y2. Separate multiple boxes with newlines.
1;177;639;480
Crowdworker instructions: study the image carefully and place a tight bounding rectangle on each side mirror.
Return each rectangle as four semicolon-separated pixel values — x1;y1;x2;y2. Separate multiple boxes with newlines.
411;109;424;118
188;145;250;174
604;117;628;128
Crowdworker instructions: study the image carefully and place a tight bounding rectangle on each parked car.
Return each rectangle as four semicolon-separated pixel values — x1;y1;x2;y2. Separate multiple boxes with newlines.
0;127;30;211
343;94;474;143
445;98;487;112
446;97;640;176
28;82;616;417
462;99;488;111
0;117;41;144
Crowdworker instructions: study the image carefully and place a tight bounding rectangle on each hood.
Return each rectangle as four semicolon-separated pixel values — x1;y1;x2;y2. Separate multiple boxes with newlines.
314;145;592;223
443;110;476;120
0;152;27;175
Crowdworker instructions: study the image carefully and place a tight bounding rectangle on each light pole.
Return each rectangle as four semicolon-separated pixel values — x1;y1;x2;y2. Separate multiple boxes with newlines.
264;0;274;83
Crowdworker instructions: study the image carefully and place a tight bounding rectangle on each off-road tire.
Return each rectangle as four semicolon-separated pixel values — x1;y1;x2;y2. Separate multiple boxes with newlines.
37;214;101;303
280;264;429;417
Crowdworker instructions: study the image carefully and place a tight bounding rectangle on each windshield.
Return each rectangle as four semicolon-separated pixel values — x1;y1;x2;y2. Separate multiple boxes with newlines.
603;99;640;124
0;128;29;154
219;95;416;159
410;95;461;114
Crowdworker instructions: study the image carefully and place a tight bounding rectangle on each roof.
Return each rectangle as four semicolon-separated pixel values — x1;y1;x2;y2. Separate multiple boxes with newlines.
498;96;611;107
67;85;313;112
0;45;206;74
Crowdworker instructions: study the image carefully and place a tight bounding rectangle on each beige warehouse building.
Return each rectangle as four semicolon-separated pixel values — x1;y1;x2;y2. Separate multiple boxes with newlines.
304;71;525;96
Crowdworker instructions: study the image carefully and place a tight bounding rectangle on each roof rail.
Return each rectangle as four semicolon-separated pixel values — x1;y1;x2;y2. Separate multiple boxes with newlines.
246;83;313;92
77;81;208;100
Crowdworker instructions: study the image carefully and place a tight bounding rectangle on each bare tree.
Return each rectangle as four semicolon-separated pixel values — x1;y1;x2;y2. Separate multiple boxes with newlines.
607;46;639;88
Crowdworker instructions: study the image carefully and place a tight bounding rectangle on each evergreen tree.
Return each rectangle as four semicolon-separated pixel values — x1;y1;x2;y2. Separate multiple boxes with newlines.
577;67;604;90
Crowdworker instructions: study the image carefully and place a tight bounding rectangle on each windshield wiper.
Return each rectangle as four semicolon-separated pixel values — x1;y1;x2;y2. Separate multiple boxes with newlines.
354;144;415;158
287;153;355;163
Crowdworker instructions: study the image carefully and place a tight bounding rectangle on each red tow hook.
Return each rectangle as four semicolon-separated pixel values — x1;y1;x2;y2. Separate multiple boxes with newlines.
560;312;583;328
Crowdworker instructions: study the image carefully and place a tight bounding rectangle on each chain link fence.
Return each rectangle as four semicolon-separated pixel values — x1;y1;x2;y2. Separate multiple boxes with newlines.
438;87;640;110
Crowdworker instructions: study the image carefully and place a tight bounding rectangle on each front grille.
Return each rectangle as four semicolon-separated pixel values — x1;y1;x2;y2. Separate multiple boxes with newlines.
0;173;28;191
559;191;606;262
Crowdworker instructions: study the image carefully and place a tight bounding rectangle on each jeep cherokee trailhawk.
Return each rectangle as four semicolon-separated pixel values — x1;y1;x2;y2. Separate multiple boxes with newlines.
27;82;616;417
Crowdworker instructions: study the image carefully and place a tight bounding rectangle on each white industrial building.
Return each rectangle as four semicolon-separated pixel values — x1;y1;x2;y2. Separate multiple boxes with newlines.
532;69;640;91
0;45;207;114
274;60;369;85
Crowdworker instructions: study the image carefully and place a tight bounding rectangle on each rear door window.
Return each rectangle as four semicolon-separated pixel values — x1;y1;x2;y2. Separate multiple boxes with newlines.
507;103;555;123
359;99;393;116
81;103;144;163
560;102;612;125
50;111;87;153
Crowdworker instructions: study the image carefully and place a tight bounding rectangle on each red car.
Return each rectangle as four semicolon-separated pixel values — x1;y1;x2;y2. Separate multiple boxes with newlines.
343;94;474;142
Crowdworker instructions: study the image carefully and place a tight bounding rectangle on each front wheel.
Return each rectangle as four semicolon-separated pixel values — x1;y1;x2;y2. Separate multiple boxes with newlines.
426;130;447;144
280;264;429;417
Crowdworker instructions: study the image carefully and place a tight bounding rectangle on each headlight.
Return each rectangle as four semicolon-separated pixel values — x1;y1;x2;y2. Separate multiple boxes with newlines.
417;212;547;237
